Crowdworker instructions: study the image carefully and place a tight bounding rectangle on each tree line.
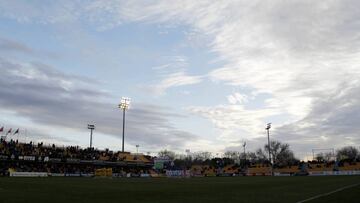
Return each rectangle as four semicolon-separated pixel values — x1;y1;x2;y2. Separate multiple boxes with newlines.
157;140;359;168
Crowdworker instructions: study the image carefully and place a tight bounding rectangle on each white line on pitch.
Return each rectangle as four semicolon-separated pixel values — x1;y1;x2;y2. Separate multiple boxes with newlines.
296;182;360;203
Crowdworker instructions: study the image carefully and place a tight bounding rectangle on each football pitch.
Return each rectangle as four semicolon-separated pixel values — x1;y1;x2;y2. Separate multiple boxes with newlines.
0;176;359;203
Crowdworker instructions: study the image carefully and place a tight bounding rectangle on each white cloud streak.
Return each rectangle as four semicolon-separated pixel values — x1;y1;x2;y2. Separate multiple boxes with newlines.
149;71;203;95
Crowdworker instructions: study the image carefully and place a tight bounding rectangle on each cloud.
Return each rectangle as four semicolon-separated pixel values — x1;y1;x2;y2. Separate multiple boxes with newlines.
274;80;360;151
1;0;360;154
148;71;203;95
0;38;33;53
146;55;203;95
0;37;60;59
187;104;281;142
110;0;360;153
227;92;249;105
0;57;198;151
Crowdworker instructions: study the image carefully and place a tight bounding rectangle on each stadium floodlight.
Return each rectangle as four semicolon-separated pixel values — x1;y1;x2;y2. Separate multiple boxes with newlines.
136;144;139;153
118;97;131;152
243;141;247;163
265;123;272;165
185;149;191;158
87;124;95;149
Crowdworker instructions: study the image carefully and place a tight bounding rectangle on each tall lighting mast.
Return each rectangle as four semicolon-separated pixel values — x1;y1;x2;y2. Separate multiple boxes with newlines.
243;141;247;164
266;123;272;165
118;97;131;152
87;124;95;149
265;123;273;175
136;144;140;154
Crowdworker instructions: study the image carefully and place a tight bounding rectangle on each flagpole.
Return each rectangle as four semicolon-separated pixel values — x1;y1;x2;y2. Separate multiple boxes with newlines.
25;129;27;143
4;128;7;141
0;125;3;141
7;128;12;141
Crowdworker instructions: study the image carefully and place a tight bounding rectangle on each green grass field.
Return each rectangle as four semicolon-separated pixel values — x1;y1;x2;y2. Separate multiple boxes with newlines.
0;176;359;203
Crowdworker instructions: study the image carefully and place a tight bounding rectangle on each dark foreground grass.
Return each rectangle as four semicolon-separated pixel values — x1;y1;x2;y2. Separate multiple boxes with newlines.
0;176;359;203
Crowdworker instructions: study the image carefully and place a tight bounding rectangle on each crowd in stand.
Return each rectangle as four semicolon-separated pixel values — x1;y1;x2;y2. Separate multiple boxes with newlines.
0;138;152;162
0;138;152;176
1;138;359;177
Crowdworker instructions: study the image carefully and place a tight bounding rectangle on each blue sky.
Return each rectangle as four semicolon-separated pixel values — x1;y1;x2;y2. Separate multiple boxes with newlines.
1;0;360;159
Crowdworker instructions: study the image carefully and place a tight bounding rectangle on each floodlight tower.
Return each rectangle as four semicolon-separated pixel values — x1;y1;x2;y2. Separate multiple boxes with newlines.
136;144;139;153
87;124;95;149
185;149;190;157
265;123;272;164
243;141;247;163
118;97;131;152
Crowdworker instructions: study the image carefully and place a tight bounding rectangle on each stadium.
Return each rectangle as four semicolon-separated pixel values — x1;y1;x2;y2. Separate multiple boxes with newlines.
1;1;360;203
1;135;360;202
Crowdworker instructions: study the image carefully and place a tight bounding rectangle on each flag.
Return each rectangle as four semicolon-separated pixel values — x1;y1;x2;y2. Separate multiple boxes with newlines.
0;126;3;133
6;128;12;135
13;128;19;135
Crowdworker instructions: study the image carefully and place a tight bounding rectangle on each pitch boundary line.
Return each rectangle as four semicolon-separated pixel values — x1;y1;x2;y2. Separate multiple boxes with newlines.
296;182;360;203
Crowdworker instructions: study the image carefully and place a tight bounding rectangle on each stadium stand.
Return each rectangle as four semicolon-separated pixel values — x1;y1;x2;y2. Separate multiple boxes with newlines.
223;164;238;175
274;166;300;174
247;164;272;176
307;162;335;172
203;166;216;176
190;165;204;176
338;162;360;171
0;138;152;177
1;138;360;178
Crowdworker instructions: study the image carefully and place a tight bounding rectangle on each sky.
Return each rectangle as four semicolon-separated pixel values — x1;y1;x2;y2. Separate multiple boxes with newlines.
0;0;359;159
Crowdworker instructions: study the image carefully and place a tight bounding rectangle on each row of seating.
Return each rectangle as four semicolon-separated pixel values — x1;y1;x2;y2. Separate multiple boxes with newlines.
189;162;360;176
0;139;152;163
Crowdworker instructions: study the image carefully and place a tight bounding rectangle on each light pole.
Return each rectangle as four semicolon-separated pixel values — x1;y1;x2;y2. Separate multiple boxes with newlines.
118;97;131;152
266;123;273;176
243;141;247;165
185;149;190;158
136;144;139;153
87;124;95;149
266;123;271;164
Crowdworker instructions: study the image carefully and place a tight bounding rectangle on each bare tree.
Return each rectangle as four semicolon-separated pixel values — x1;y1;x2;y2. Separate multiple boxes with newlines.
224;151;240;163
315;153;324;162
246;152;257;163
158;149;176;160
265;140;297;167
192;151;212;161
255;148;268;162
324;152;334;162
336;146;358;161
